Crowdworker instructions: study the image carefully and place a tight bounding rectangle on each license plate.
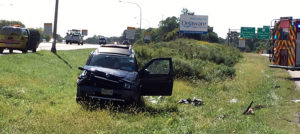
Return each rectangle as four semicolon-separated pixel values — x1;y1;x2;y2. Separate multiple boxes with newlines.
101;89;113;95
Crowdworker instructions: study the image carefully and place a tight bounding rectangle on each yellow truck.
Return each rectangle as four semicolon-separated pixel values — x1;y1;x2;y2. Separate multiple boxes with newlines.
0;26;40;53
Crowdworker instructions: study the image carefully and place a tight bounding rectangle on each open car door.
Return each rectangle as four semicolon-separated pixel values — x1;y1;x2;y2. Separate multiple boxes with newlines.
139;58;173;96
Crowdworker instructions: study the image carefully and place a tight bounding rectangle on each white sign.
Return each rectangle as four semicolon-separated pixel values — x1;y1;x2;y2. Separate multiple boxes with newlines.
180;14;208;34
239;39;245;48
44;23;52;35
126;27;136;40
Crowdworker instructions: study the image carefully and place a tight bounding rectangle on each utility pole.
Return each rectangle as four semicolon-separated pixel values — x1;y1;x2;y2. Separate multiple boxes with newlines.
51;0;59;53
119;0;142;39
227;29;231;46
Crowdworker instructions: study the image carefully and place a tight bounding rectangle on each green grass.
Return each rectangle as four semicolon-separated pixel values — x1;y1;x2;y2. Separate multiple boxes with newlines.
0;48;300;133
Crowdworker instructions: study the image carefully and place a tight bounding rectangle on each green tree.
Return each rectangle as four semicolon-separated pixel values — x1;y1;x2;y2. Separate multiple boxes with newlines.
181;8;195;15
0;20;25;28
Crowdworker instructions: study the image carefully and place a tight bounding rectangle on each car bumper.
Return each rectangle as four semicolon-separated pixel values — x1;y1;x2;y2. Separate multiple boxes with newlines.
77;85;140;102
0;42;27;49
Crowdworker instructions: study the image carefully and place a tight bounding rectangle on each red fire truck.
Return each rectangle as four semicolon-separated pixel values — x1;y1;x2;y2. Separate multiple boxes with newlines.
269;17;300;70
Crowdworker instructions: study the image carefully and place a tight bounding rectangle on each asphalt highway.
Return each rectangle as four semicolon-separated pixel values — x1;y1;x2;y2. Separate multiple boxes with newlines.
0;42;99;55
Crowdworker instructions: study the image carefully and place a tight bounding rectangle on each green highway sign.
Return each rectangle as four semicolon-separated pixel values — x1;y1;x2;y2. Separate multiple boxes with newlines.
257;26;270;40
240;27;255;39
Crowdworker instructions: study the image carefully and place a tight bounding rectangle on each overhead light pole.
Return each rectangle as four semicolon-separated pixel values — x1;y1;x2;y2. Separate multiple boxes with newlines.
119;0;142;38
51;0;59;53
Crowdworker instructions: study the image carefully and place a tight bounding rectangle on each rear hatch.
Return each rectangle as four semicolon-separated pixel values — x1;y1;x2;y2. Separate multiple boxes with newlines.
0;27;24;46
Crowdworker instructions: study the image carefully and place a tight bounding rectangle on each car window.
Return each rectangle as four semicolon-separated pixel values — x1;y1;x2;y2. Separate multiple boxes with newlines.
89;54;136;72
0;27;22;36
146;60;170;74
22;29;28;36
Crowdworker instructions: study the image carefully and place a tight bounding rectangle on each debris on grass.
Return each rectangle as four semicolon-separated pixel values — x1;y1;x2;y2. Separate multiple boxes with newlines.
291;100;300;103
178;97;203;106
243;101;254;115
147;96;165;104
230;98;237;103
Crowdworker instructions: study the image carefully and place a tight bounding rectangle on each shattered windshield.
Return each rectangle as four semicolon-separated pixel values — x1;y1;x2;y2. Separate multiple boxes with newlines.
89;54;136;72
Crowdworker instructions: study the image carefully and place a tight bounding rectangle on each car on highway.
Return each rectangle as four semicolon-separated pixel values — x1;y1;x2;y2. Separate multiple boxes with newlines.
0;26;40;53
99;37;107;45
122;40;130;45
65;32;84;45
76;44;174;104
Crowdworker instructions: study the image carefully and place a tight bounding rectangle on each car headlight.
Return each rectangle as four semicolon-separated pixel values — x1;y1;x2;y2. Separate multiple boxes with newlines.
80;70;87;76
123;82;136;90
124;83;131;89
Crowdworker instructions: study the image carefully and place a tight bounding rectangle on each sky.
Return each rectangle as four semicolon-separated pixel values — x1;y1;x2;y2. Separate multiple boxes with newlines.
1;0;300;38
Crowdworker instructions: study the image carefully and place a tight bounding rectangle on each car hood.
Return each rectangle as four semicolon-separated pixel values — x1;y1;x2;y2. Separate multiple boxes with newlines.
84;65;138;82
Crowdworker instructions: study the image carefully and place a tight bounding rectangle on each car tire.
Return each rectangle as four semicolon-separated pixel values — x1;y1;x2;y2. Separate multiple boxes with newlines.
22;49;28;53
32;48;37;53
0;48;3;53
9;49;13;53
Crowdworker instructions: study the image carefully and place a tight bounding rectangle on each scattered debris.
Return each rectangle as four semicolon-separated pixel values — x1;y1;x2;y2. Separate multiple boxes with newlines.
291;100;300;103
148;96;158;104
243;101;254;115
230;98;237;103
275;85;280;88
148;96;165;104
253;105;267;110
178;97;203;106
216;115;226;120
18;89;25;94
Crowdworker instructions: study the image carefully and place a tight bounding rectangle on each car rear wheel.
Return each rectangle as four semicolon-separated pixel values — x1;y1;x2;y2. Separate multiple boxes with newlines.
22;48;28;53
32;48;37;53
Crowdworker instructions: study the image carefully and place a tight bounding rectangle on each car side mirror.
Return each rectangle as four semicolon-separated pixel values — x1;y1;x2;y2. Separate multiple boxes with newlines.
78;66;84;71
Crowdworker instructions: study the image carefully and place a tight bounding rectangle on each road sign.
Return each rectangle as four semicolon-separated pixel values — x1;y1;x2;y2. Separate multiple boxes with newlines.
82;29;88;36
144;33;151;40
239;39;245;48
257;26;270;40
240;27;255;39
126;27;136;40
44;23;52;36
179;14;208;34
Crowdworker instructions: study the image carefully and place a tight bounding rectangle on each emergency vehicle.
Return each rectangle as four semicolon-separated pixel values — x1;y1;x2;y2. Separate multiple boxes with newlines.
269;17;300;70
0;25;40;53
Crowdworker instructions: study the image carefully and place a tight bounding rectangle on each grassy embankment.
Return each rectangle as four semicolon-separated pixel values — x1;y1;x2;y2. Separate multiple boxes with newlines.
0;39;300;133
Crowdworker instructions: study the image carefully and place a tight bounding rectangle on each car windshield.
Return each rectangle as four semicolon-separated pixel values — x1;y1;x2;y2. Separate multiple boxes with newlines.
0;27;22;36
89;54;136;72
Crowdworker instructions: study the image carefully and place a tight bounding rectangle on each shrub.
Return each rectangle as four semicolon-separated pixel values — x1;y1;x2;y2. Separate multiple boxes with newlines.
134;39;241;81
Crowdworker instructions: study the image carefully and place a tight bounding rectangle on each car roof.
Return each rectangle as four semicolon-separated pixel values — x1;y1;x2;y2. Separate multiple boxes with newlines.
95;44;133;56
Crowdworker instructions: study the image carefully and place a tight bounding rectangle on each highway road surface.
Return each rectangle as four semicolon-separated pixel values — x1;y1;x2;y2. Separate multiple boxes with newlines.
0;42;99;55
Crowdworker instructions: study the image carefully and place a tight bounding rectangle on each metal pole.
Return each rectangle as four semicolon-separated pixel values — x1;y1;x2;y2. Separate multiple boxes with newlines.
119;0;142;38
51;0;59;53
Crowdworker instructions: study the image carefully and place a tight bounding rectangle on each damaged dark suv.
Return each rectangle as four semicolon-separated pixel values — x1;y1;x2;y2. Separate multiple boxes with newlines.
76;44;174;104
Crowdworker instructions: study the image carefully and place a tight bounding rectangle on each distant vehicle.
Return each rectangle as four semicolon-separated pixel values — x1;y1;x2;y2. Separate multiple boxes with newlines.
65;30;84;45
122;40;130;45
76;44;174;104
99;37;107;45
0;26;40;53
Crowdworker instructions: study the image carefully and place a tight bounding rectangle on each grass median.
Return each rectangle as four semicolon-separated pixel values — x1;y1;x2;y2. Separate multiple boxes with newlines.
0;48;300;133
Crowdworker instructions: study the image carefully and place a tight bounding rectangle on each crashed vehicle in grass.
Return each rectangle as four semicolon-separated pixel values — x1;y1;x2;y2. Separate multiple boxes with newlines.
76;44;174;104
